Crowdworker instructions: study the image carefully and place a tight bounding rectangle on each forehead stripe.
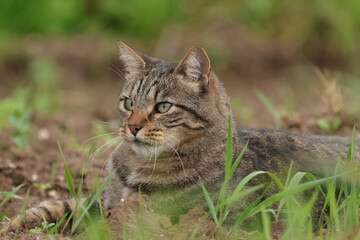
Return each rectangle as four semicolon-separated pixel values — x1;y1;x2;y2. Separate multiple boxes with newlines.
129;80;137;96
175;104;209;124
136;78;144;93
144;80;160;97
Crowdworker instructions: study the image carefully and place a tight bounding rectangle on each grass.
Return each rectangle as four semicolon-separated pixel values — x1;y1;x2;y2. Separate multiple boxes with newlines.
200;121;359;239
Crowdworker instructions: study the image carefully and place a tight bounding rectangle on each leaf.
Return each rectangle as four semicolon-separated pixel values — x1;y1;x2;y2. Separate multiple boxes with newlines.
317;118;332;132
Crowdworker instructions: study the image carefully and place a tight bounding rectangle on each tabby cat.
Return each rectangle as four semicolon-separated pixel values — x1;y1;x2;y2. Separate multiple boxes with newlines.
3;42;360;233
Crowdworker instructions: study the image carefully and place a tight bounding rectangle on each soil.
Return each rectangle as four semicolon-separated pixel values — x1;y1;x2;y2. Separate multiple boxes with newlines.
0;36;359;239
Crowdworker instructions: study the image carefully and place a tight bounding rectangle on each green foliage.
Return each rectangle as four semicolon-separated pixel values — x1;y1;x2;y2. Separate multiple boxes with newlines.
0;0;184;40
0;0;357;64
236;0;360;54
317;117;342;132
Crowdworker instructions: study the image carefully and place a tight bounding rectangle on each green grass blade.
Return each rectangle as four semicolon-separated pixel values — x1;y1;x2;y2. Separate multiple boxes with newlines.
58;141;76;197
0;211;8;221
200;181;219;225
217;118;233;222
230;142;248;177
255;89;282;129
220;184;264;209
225;118;233;178
249;171;356;217
0;184;24;208
77;144;95;199
13;189;30;239
261;210;272;240
71;170;114;233
234;184;271;228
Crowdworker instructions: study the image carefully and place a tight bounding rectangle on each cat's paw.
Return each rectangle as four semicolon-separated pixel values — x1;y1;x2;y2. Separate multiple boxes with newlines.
1;216;24;235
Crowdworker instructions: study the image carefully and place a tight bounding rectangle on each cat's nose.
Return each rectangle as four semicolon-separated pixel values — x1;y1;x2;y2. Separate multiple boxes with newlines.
128;124;143;136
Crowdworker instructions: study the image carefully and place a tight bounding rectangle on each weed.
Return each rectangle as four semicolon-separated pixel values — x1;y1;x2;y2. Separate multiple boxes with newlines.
29;221;55;234
33;183;52;197
9;103;31;151
317;117;342;132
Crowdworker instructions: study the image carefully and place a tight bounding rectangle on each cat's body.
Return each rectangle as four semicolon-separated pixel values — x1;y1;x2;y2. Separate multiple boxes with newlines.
3;42;359;233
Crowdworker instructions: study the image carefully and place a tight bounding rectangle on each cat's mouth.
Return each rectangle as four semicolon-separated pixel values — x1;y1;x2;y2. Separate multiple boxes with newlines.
131;139;166;158
133;138;152;146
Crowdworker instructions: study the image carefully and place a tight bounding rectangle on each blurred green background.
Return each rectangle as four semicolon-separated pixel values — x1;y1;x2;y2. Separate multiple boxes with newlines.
0;0;359;134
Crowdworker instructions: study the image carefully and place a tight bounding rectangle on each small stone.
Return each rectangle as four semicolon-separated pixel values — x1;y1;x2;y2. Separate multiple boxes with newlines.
160;234;165;238
57;175;65;181
120;198;125;203
48;190;58;199
37;128;50;140
8;162;16;169
31;174;38;181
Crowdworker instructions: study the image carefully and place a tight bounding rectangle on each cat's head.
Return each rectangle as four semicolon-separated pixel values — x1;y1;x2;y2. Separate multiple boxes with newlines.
117;42;231;158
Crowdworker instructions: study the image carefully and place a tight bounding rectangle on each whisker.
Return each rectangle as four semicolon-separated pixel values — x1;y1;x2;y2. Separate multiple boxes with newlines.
79;132;119;151
111;64;126;79
164;139;185;171
99;140;124;177
107;64;126;80
139;146;156;174
93;120;119;126
146;144;158;184
90;136;122;174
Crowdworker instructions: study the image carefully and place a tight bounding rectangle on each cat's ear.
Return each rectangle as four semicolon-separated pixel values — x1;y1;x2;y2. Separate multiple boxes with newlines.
118;41;146;78
175;46;211;84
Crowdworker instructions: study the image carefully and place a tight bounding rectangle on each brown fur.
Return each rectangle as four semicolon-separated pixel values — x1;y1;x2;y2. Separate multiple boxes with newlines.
3;42;359;234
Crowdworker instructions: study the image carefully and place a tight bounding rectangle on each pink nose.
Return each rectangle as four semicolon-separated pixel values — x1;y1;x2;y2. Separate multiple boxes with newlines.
128;124;143;136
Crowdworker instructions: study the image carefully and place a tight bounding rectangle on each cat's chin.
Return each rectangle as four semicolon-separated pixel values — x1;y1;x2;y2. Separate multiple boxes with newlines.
131;142;165;159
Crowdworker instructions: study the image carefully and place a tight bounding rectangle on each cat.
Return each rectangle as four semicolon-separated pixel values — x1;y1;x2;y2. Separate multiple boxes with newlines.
3;42;360;233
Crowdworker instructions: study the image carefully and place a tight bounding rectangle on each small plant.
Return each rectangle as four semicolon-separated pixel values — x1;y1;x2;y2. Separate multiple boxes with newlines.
29;221;55;234
33;183;52;197
317;117;342;132
0;185;23;226
9;103;31;151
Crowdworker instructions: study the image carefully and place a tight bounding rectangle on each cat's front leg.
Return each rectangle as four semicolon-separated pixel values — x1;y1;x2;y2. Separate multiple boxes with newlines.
1;198;84;235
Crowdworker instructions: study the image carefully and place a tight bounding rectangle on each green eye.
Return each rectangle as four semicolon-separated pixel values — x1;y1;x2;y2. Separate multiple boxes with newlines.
124;98;135;111
156;102;172;113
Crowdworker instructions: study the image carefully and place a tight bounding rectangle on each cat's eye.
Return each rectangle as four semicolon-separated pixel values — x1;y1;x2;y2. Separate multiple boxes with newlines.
156;102;172;113
124;98;135;111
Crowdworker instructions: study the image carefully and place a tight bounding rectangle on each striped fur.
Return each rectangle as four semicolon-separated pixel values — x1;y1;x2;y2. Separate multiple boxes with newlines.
3;42;359;234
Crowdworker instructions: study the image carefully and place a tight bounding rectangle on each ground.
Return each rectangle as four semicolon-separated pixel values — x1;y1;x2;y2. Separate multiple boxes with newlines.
0;37;359;239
